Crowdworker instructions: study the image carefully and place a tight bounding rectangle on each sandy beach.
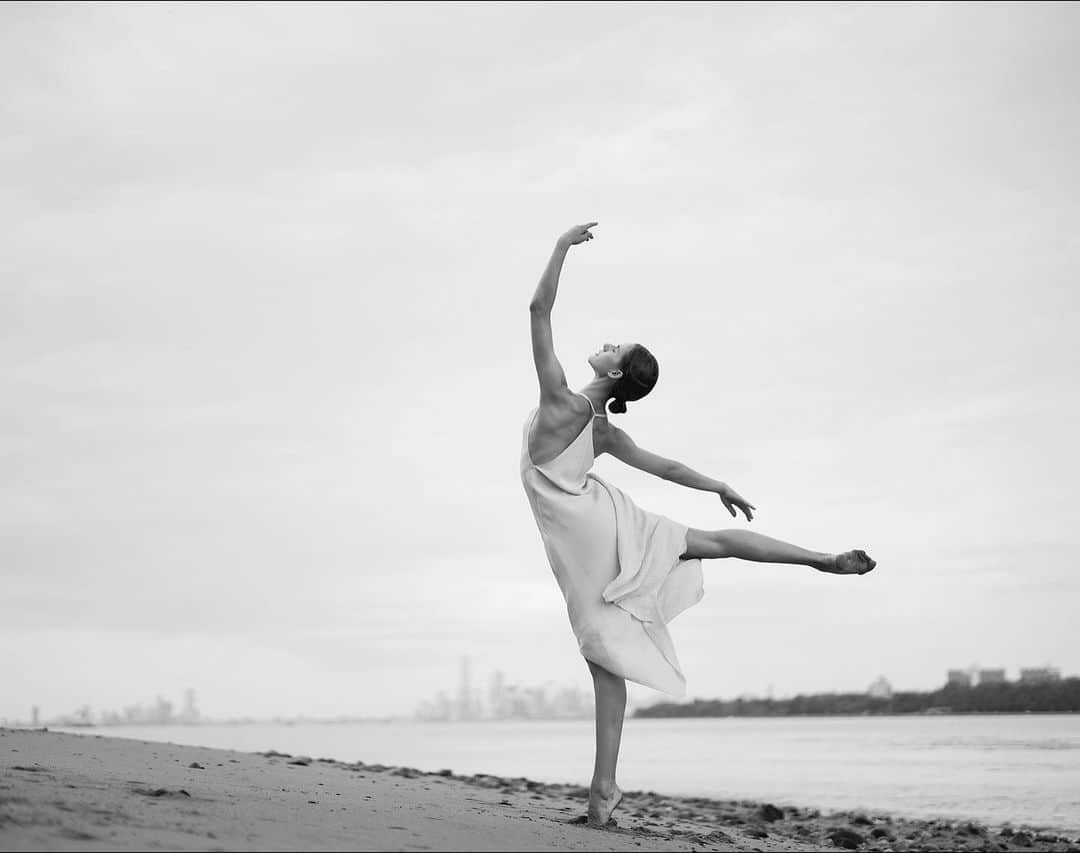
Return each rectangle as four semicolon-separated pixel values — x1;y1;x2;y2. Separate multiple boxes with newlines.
2;727;1077;852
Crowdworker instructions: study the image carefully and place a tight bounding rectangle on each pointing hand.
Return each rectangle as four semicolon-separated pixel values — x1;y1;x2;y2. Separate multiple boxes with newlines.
559;222;598;247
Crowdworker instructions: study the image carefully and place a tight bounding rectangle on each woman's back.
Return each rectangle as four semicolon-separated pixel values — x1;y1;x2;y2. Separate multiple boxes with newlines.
525;394;602;466
521;406;593;497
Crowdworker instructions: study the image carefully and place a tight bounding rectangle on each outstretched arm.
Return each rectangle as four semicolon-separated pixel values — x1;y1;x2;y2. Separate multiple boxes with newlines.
528;223;597;401
602;426;757;521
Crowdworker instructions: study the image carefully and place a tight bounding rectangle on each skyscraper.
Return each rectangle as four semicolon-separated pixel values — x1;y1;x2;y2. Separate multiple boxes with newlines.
179;688;199;723
458;657;474;720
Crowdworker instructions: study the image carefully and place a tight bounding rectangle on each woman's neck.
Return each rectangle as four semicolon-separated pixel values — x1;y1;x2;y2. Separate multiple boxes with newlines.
578;379;613;416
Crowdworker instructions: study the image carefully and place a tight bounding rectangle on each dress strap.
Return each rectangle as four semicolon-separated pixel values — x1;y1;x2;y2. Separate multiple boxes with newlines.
578;392;606;418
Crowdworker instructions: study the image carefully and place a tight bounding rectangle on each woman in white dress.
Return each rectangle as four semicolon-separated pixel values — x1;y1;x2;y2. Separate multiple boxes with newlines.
520;222;876;828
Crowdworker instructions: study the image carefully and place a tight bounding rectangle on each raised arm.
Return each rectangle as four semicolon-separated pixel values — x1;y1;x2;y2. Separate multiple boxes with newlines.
601;426;757;522
529;223;597;402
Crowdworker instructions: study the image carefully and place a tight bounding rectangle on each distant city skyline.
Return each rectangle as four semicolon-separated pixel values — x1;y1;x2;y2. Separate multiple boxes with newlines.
414;656;599;721
6;688;202;729
947;665;1063;689
6;662;1073;730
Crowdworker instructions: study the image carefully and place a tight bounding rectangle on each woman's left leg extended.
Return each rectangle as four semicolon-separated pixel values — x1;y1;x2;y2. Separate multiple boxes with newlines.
681;528;876;574
682;528;833;570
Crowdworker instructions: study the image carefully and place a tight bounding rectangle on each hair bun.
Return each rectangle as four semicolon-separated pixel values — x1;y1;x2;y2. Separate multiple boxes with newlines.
608;397;627;414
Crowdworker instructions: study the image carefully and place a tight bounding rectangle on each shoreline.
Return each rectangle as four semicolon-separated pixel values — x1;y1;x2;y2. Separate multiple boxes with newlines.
2;727;1078;851
17;708;1078;732
12;708;1076;732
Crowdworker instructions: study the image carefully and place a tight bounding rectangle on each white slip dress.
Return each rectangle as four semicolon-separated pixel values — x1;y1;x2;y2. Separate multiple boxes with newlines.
519;393;705;697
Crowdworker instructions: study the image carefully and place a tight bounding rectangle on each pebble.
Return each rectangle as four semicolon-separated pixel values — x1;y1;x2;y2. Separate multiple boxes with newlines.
758;803;784;822
828;827;867;850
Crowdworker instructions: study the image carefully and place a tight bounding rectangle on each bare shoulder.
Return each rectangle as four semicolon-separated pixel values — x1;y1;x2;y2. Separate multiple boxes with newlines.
528;390;594;465
535;389;591;426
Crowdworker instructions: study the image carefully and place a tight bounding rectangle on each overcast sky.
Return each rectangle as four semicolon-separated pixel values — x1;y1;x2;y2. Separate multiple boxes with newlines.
3;2;1078;722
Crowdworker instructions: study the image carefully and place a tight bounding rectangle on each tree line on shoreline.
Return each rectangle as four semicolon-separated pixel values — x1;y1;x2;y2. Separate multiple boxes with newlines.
635;678;1080;717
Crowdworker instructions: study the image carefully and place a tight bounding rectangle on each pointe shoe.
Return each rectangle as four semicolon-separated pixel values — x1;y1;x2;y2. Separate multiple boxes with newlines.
586;783;623;827
834;549;876;575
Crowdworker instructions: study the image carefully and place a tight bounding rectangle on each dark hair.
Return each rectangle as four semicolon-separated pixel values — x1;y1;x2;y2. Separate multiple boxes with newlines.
608;344;658;414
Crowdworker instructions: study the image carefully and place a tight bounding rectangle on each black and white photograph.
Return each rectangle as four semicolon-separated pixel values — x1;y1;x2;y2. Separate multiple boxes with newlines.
2;2;1078;851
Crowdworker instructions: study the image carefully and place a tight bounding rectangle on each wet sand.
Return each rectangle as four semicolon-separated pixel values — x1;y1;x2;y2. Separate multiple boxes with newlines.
1;727;1077;851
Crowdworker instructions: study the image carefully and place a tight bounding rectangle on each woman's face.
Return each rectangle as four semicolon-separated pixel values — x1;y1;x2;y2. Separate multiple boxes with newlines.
588;342;630;377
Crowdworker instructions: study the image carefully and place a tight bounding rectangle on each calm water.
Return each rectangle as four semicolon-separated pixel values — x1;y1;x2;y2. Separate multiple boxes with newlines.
57;714;1080;833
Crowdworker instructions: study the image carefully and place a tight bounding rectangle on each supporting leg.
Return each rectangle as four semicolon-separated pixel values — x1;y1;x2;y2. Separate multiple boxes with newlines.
585;658;626;826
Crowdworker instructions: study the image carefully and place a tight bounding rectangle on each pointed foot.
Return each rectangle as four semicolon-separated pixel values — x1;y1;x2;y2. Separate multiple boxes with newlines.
832;549;877;575
587;783;623;828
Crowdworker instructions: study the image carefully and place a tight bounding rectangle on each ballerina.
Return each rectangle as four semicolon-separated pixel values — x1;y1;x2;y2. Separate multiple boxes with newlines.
519;222;877;828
